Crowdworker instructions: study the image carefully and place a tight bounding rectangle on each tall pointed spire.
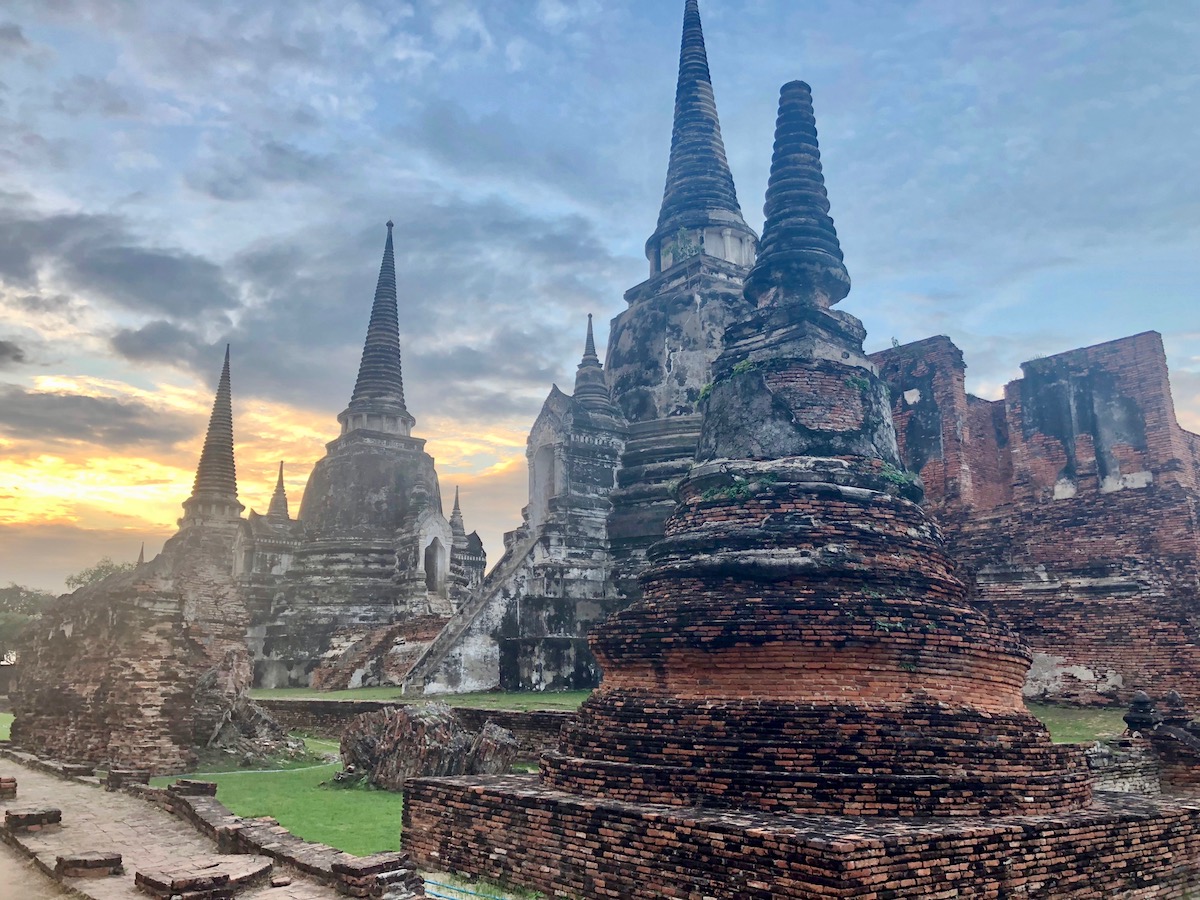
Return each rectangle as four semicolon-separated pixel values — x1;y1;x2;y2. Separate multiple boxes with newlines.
267;461;290;521
645;0;756;274
136;543;145;567
339;221;416;437
450;486;466;538
181;345;244;526
573;314;616;414
744;81;850;309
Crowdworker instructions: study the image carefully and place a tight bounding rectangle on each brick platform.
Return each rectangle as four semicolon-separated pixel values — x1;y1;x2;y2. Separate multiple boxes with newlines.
405;776;1200;899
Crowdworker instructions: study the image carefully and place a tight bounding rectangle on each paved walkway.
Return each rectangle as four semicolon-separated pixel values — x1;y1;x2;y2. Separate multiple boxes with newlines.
0;758;344;900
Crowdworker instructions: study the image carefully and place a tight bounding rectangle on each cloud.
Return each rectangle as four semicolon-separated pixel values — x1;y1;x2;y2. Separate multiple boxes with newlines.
0;384;197;448
0;522;170;593
0;340;26;368
0;210;239;318
51;75;136;117
185;138;335;202
0;23;30;53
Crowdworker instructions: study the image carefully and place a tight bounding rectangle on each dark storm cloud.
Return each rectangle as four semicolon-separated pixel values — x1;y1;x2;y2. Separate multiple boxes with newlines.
0;384;196;448
0;210;239;317
0;340;27;368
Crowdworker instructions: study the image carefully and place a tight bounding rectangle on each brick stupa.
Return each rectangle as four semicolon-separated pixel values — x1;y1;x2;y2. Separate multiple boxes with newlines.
403;84;1200;899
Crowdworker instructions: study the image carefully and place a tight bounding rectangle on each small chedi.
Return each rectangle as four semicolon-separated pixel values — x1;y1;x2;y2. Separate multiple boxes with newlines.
402;81;1200;899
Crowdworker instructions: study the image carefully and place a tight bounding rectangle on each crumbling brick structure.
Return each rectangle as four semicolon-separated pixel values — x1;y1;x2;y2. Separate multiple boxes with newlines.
11;350;256;773
402;70;1200;899
871;331;1200;706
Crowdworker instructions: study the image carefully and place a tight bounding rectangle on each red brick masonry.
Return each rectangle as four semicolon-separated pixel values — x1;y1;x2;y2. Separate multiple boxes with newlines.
404;776;1200;899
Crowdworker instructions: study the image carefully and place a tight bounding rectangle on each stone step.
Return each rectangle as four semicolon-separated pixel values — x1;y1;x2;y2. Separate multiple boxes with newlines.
55;850;124;878
134;854;273;899
4;805;61;832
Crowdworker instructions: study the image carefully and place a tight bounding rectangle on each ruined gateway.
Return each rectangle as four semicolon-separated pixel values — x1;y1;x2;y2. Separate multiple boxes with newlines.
10;0;1200;772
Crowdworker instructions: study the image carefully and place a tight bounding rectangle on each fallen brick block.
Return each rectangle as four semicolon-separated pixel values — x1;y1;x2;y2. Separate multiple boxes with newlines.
4;806;61;832
55;851;124;878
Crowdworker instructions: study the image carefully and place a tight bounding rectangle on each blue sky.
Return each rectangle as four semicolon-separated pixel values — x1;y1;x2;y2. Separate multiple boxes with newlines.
1;0;1197;589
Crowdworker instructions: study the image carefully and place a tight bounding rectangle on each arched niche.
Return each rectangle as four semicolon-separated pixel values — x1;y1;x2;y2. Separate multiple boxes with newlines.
424;536;447;596
528;443;557;531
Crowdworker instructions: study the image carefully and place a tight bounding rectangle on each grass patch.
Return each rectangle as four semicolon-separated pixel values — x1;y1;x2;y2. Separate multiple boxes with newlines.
1027;703;1127;744
152;735;403;857
250;687;592;712
0;712;11;741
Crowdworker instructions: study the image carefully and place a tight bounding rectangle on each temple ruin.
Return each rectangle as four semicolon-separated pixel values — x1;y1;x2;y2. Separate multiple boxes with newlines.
237;220;487;691
402;77;1200;900
12;349;257;773
407;0;1200;711
11;224;487;769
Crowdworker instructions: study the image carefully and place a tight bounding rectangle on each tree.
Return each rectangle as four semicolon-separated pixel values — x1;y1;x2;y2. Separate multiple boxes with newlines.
64;556;136;591
0;583;56;664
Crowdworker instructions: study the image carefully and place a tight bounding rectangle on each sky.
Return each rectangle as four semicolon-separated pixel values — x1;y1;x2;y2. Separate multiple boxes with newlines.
1;0;1198;592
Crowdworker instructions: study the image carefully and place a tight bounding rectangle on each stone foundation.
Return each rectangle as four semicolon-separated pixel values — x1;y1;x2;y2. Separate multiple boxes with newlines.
404;776;1200;899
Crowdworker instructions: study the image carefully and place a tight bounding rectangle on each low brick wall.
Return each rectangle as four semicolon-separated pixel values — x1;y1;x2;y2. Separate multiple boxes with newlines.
403;776;1200;899
256;698;573;755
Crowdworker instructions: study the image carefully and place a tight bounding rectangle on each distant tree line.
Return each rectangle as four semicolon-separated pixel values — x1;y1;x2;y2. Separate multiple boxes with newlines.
0;556;137;663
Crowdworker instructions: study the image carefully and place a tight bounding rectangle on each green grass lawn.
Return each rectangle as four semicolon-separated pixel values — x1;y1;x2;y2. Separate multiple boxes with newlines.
151;736;404;857
250;687;592;712
0;711;11;741
1026;702;1127;744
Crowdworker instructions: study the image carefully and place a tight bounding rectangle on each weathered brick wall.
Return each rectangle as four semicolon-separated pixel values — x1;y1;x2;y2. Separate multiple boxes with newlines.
873;331;1200;706
11;522;252;774
404;777;1200;899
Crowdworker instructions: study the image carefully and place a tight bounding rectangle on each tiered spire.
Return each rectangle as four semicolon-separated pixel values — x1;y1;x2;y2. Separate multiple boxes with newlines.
181;345;244;525
645;1;755;272
339;221;415;436
744;81;850;308
267;461;290;521
450;486;467;537
573;314;616;414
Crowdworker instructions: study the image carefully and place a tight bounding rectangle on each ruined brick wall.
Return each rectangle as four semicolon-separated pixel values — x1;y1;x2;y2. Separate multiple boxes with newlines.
11;523;252;774
254;698;569;754
404;778;1200;899
873;332;1200;706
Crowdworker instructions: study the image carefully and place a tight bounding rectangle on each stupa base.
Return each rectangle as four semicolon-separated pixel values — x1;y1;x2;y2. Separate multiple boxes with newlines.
403;775;1200;899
